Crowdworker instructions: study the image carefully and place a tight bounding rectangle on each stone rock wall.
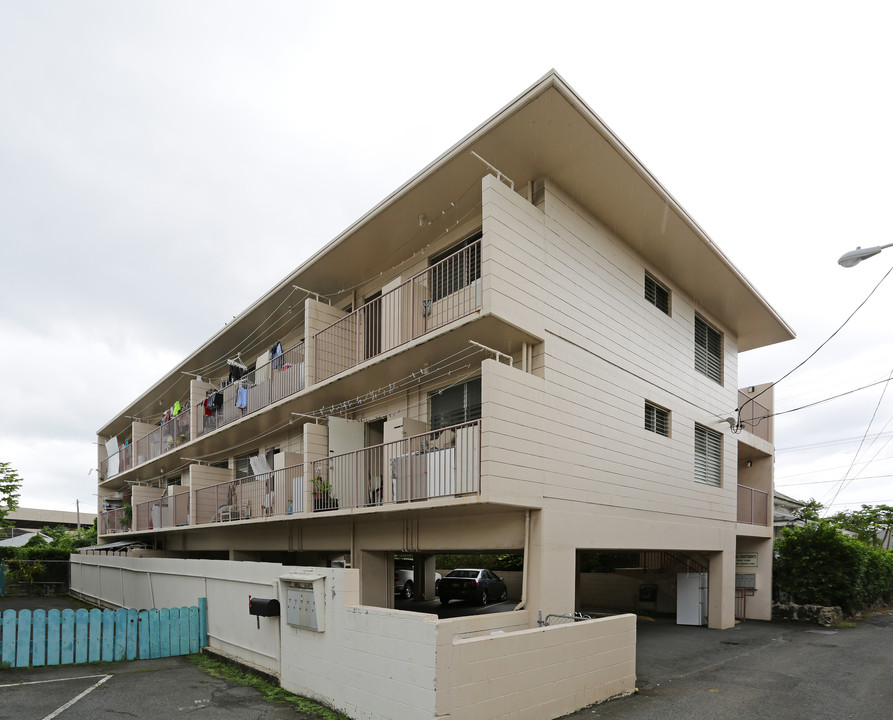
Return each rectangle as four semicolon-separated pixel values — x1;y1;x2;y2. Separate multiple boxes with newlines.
773;602;843;626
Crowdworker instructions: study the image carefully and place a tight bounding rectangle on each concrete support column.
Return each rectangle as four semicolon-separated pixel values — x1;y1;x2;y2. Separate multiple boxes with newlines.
708;544;736;629
414;555;438;601
360;550;390;608
526;510;575;615
736;536;773;621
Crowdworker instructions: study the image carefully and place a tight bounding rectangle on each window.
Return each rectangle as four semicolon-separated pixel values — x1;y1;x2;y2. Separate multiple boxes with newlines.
694;424;722;486
234;451;258;479
644;272;670;314
429;231;482;302
644;402;670;437
694;315;723;384
429;378;481;430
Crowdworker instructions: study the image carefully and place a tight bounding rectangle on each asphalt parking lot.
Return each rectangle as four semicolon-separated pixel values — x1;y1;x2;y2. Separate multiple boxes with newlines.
565;610;893;720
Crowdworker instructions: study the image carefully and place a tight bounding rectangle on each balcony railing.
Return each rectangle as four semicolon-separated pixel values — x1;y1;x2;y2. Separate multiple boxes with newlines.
134;411;191;469
192;464;304;525
738;484;769;526
133;492;191;531
314;239;481;382
197;341;306;438
738;391;772;443
99;507;126;534
99;443;134;481
310;420;481;512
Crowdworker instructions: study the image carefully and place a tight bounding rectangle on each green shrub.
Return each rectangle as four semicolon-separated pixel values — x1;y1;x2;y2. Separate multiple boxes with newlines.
774;522;893;613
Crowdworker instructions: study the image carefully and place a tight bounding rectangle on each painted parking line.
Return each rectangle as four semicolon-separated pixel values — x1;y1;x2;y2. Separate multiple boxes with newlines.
41;674;112;720
0;673;110;689
1;673;114;720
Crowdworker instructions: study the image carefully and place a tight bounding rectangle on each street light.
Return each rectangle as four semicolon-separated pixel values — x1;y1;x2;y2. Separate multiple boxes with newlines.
838;243;893;268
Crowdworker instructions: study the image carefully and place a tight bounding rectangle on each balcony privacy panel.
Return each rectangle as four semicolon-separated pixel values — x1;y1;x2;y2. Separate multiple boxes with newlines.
737;485;769;526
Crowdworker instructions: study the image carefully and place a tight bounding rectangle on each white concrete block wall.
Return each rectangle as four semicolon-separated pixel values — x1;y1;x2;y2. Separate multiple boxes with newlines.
278;568;440;720
440;613;636;720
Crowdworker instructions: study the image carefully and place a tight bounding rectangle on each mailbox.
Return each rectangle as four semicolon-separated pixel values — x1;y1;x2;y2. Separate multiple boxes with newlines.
249;597;281;617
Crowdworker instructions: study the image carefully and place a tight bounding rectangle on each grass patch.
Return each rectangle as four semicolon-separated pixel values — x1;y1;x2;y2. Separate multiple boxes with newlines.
831;621;858;629
189;654;348;719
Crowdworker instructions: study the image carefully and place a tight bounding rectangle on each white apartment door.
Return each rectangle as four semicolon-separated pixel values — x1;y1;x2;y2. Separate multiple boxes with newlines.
328;417;365;508
677;572;708;626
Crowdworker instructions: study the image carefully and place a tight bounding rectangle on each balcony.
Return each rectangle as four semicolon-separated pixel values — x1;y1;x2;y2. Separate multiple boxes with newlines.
197;341;306;438
311;420;481;511
99;421;481;535
737;484;769;526
192;464;304;526
314;238;481;382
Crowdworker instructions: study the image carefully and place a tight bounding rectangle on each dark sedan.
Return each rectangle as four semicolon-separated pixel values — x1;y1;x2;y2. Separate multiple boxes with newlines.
438;568;508;605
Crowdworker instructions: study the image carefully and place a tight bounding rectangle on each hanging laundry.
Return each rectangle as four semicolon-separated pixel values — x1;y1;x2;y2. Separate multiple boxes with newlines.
203;398;212;416
173;401;181;417
270;341;284;370
163;408;171;424
229;363;245;384
213;391;224;410
236;386;248;409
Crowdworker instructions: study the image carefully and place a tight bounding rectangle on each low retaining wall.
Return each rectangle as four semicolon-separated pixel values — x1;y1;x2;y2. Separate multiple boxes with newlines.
772;603;843;626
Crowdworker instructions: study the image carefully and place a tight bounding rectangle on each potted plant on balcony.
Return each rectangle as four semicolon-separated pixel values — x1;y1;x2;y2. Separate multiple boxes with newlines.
312;476;338;512
121;504;132;531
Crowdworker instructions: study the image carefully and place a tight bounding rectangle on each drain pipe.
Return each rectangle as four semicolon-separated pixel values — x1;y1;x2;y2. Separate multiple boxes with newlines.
514;510;530;611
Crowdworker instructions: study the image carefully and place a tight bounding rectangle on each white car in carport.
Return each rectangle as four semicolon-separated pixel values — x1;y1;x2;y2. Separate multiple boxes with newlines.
394;566;442;599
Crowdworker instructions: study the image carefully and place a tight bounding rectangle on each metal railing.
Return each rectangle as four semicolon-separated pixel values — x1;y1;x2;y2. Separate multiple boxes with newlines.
738;391;772;443
737;484;769;525
133;492;190;531
132;411;191;469
99;507;126;534
192;465;304;525
99;443;134;480
310;420;481;512
314;239;482;382
197;341;305;438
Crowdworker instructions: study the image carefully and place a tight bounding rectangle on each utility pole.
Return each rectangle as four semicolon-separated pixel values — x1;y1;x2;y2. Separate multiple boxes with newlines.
76;499;81;529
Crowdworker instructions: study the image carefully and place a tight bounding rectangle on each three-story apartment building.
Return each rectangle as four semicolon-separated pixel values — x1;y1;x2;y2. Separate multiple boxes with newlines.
95;71;792;628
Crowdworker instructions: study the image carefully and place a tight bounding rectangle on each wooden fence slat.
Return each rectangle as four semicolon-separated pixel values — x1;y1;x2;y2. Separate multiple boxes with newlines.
114;608;128;661
138;610;150;659
88;609;102;662
102;609;116;662
60;609;75;665
15;610;31;668
32;610;47;667
125;609;138;661
178;607;190;654
75;609;89;664
188;606;200;654
148;609;160;658
168;607;180;656
159;609;170;658
1;609;15;667
46;609;61;666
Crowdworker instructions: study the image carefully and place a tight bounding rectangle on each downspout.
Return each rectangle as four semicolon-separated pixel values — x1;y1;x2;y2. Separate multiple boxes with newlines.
514;510;530;610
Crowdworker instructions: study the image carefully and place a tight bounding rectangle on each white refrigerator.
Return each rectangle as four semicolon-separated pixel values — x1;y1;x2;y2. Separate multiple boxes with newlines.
677;572;708;626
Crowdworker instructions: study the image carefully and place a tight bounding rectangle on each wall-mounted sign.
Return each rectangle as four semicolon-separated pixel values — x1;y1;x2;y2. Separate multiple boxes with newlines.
736;552;758;567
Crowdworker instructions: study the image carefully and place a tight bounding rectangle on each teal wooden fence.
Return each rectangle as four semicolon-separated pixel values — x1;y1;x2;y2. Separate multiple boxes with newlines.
1;598;207;669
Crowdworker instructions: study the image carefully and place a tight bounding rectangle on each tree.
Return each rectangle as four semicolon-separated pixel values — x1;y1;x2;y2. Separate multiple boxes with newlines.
793;498;823;523
827;504;893;548
0;461;23;527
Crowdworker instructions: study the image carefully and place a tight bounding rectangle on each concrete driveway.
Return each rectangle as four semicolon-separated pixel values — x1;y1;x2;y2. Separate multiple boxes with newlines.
565;611;893;720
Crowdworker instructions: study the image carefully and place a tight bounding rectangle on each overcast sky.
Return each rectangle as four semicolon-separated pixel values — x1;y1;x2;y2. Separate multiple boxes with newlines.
3;1;893;518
